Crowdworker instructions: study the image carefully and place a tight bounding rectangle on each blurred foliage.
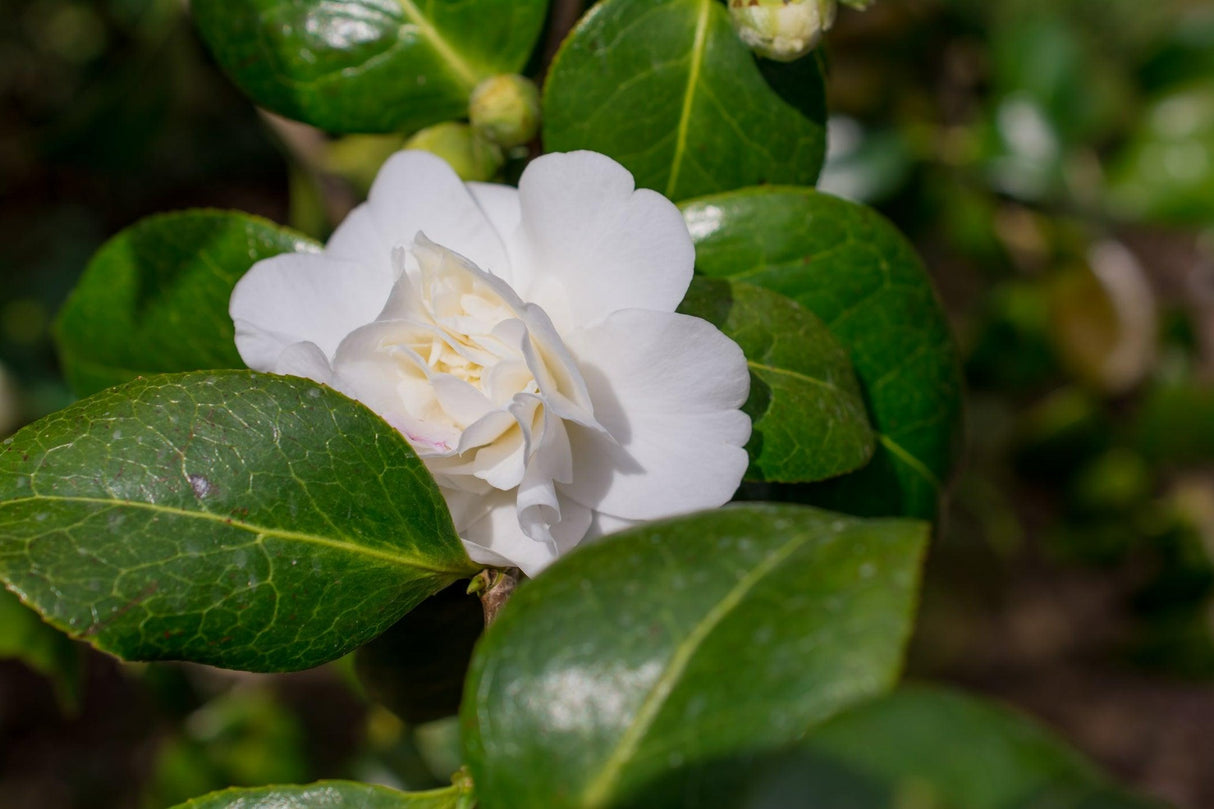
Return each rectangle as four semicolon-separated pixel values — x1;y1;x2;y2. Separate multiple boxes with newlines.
2;0;1214;806
816;0;1214;693
0;0;287;427
143;687;309;808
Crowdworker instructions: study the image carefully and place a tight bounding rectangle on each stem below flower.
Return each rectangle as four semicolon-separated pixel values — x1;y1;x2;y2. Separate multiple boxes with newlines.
472;567;522;625
542;0;584;74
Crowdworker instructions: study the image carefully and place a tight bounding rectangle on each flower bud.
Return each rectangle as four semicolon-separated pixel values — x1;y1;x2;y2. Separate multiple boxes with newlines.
468;74;541;149
728;0;837;62
403;122;504;182
325;134;407;195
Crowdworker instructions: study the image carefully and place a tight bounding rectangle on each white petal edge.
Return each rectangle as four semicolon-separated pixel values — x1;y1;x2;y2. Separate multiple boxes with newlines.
274;341;333;383
562;308;751;520
514;151;695;331
564;412;750;521
566;308;751;417
231;253;393;369
467;181;524;286
329;150;513;285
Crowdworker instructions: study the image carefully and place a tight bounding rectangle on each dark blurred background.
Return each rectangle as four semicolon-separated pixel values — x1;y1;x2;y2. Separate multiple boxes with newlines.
2;0;1213;806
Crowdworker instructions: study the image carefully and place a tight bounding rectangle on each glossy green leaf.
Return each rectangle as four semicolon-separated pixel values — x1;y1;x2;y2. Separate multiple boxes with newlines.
462;504;928;809
774;686;1165;809
0;371;475;672
678;277;874;482
191;0;548;134
543;0;826;201
170;781;470;809
55;210;317;398
0;586;82;712
683;188;964;518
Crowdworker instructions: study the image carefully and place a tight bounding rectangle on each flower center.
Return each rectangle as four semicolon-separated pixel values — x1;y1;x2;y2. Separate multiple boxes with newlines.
331;235;592;480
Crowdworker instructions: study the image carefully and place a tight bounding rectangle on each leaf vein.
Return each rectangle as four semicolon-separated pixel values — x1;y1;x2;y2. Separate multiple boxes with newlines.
580;528;814;807
664;0;711;198
0;495;464;575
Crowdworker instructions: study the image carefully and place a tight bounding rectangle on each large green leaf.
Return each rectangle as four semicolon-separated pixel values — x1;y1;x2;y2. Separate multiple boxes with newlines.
0;371;475;672
543;0;826;201
683;188;964;519
774;686;1165;809
678;277;874;482
0;586;81;711
55;210;317;398
170;781;470;809
461;504;927;809
191;0;549;134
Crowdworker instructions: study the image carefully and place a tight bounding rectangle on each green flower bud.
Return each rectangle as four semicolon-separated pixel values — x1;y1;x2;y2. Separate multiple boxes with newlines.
404;122;504;182
325;134;407;195
468;74;541;149
728;0;837;62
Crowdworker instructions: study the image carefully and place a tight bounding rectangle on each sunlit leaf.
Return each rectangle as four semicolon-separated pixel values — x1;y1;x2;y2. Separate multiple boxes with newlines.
462;504;927;808
544;0;826;201
170;781;470;809
678;277;874;482
55;210;317;398
683;188;964;519
0;371;475;672
192;0;549;133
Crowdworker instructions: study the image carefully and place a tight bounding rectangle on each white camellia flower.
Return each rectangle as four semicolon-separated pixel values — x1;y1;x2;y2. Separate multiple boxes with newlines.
230;150;751;576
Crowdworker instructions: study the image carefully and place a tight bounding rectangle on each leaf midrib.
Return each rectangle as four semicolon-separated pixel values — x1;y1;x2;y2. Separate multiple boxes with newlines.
879;434;942;489
0;494;466;576
579;529;815;807
664;0;711;198
748;360;845;394
396;0;482;90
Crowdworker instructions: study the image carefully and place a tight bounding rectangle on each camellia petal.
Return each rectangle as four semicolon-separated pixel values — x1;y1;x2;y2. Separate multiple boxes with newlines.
355;151;512;279
567;308;752;416
588;511;642;539
457;489;594;577
231;253;393;369
565;411;751;521
513;151;696;331
231;150;751;574
275;341;333;383
467;183;523;254
324;205;396;295
563;309;751;520
459;491;561;577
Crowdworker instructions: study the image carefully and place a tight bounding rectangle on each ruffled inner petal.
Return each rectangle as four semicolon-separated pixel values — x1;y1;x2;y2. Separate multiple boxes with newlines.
457;490;558;577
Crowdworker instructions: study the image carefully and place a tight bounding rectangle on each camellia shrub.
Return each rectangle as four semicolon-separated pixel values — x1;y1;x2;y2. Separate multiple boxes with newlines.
0;0;1173;807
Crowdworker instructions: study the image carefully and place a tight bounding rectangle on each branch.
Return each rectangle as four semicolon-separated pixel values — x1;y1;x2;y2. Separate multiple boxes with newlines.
542;0;584;74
